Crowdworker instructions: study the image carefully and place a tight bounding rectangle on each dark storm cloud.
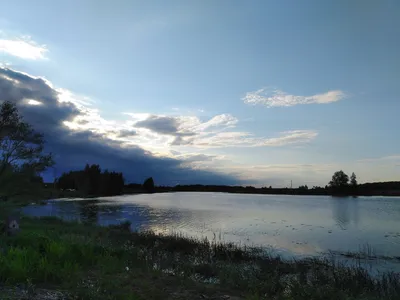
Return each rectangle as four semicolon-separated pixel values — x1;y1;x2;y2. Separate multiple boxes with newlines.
182;154;216;162
134;115;180;135
0;68;80;133
0;67;240;185
135;115;195;137
170;135;194;146
76;119;90;125
134;115;197;147
117;129;137;138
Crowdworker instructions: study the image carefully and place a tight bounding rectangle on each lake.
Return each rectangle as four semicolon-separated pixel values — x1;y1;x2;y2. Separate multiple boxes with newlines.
23;192;400;272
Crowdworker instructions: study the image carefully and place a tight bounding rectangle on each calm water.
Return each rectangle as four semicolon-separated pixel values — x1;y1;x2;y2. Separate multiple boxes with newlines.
23;192;400;271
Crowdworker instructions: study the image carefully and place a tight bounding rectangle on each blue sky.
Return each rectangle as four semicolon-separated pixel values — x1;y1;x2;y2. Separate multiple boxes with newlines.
0;0;399;187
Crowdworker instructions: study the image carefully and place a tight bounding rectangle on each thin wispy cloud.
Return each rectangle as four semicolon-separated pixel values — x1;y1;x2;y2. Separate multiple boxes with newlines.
243;88;345;107
356;155;400;163
173;153;229;170
0;36;48;60
191;130;318;148
261;130;318;147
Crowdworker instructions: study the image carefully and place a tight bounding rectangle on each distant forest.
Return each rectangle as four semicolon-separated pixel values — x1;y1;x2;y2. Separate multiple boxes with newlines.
56;164;125;196
124;170;400;197
56;164;155;196
52;165;400;197
155;181;400;196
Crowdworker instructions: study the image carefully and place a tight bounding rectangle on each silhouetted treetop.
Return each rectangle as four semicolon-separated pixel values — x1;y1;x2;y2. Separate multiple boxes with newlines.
143;177;155;193
329;170;349;188
350;172;358;186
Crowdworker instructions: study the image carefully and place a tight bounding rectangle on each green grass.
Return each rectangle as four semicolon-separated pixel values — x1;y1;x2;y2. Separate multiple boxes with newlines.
0;202;399;299
0;215;244;299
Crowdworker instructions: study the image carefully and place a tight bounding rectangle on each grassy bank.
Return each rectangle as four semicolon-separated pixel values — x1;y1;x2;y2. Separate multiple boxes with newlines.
0;204;399;300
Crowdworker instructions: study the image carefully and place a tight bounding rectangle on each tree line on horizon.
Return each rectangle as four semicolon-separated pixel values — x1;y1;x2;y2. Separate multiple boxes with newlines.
0;100;399;200
56;164;157;196
56;164;125;196
161;170;400;196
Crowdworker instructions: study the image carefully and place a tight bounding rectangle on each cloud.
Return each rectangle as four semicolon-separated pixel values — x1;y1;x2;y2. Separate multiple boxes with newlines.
135;115;194;137
243;88;345;107
356;155;400;164
129;113;315;148
133;113;236;137
129;113;239;147
0;67;321;185
0;67;239;186
194;114;237;131
0;68;80;132
117;129;137;138
0;36;48;60
186;130;317;148
262;130;318;147
3;68;394;187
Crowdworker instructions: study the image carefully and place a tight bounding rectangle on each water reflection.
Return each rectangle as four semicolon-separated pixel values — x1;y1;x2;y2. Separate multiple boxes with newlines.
22;193;400;266
330;197;359;229
77;200;98;224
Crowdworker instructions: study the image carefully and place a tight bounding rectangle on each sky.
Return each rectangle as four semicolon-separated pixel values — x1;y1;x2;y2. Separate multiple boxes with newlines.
0;0;399;187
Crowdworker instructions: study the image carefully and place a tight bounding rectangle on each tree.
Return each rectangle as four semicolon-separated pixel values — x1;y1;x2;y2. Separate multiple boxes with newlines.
329;170;349;188
350;172;357;186
0;101;54;197
56;164;125;196
143;177;155;193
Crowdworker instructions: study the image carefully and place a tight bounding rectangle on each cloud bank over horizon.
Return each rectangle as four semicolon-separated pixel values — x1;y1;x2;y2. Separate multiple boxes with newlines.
1;65;398;187
0;67;320;186
0;67;242;185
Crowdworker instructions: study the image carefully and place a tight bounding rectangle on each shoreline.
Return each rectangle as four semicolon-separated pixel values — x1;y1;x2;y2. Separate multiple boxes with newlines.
41;182;400;199
125;189;400;198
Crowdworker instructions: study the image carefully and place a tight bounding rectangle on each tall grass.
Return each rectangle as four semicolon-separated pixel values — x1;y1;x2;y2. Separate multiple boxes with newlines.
104;222;400;299
0;216;399;299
